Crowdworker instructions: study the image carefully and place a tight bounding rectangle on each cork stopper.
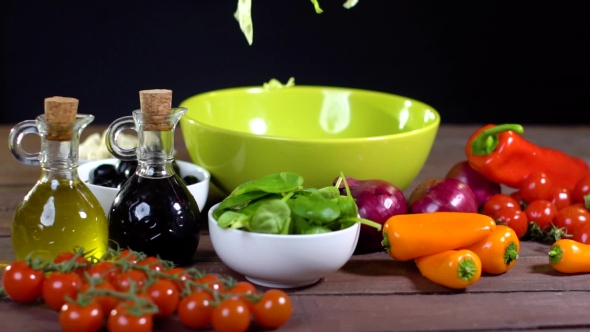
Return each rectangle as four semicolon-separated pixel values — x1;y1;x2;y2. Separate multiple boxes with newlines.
139;89;173;131
44;96;79;140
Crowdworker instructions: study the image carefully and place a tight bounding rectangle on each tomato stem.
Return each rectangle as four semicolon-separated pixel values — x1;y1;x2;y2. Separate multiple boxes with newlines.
548;245;564;265
457;258;478;281
504;242;519;265
470;124;524;156
0;287;6;298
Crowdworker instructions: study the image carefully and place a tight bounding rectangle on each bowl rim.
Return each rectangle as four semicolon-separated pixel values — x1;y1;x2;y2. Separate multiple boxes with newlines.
78;158;211;189
208;202;361;239
180;85;441;143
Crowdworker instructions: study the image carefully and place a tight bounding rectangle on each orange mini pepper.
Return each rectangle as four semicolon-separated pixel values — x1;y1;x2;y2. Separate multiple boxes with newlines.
462;225;520;275
415;249;482;289
548;239;590;274
381;212;496;261
465;124;589;190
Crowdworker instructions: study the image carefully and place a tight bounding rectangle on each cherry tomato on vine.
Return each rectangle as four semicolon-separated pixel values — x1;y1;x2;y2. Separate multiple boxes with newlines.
572;174;590;204
492;207;529;239
252;289;293;329
519;172;553;203
115;249;139;264
228;281;258;310
524;200;558;231
163;267;193;292
510;191;528;209
177;290;214;329
42;272;83;311
107;304;153;332
2;261;44;303
554;205;590;235
572;223;590;244
211;298;251;332
86;261;118;283
483;194;521;217
112;270;147;292
80;281;119;313
53;252;90;276
550;187;572;211
136;256;163;272
197;274;225;293
146;279;179;317
59;300;104;332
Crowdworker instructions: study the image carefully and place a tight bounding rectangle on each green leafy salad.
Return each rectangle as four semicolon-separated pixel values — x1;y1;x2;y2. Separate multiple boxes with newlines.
234;0;360;45
213;172;381;235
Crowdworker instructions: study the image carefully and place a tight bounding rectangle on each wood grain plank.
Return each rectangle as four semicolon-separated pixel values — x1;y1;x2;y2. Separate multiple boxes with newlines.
2;292;590;332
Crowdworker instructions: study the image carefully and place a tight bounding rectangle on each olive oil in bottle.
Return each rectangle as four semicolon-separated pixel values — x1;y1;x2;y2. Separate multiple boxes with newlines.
9;97;109;261
105;89;201;266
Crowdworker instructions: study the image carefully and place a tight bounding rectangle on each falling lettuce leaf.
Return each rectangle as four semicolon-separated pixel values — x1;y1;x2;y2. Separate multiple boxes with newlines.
234;0;359;45
263;77;296;91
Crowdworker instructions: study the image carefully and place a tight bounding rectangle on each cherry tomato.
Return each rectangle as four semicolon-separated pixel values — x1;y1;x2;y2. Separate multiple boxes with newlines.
519;172;553;203
107;305;153;332
136;256;163;272
572;223;590;244
211;298;251;332
59;300;104;332
554;205;590;235
524;200;558;231
572;174;590;204
146;279;179;317
483;194;521;217
86;261;118;283
81;281;119;313
252;289;292;329
492;207;529;239
163;267;193;292
113;270;147;292
550;187;572;211
228;281;258;310
197;274;225;293
510;191;528;209
42;272;83;311
115;249;139;264
177;290;214;329
53;252;90;276
2;261;44;303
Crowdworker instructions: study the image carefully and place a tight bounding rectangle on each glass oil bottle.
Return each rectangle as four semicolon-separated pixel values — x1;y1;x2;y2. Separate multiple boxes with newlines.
105;89;201;266
9;97;109;261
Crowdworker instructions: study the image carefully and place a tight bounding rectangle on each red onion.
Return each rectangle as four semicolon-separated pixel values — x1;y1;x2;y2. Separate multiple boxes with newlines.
408;178;478;213
445;160;501;207
337;177;408;254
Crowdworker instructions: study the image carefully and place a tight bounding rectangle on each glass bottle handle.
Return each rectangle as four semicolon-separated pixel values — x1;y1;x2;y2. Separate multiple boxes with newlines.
105;116;137;160
8;120;40;166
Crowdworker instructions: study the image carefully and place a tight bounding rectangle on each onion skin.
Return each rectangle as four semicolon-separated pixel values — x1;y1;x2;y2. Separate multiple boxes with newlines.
445;161;501;207
337;177;408;254
408;178;478;214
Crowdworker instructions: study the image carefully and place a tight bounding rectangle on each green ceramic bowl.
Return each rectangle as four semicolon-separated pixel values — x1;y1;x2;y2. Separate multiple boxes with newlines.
179;86;440;194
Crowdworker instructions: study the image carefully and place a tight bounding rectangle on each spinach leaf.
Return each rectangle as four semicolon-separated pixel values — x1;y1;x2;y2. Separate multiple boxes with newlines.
292;215;311;234
249;199;291;234
217;211;250;229
302;225;332;234
227;172;304;197
217;190;271;212
289;195;341;224
314;186;341;200
337;196;359;219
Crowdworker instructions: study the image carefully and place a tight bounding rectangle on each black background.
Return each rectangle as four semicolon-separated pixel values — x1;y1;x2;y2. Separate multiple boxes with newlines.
2;1;589;125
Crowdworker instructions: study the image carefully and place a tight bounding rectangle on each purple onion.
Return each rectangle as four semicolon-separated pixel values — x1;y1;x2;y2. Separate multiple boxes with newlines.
337;177;408;254
408;178;478;213
445;161;501;207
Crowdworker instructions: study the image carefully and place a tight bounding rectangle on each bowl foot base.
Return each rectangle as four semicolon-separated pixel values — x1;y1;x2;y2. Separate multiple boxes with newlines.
245;276;320;289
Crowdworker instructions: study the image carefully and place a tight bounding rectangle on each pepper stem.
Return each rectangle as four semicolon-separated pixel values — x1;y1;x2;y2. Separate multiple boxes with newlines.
381;231;391;254
548;245;564;265
470;124;524;156
457;258;478;281
504;242;519;265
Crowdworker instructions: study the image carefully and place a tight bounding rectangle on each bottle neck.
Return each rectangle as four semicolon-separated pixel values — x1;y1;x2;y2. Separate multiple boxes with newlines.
135;128;176;178
38;137;82;180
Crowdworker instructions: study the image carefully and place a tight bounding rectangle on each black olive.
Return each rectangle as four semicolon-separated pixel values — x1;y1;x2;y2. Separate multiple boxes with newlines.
91;164;117;181
172;161;181;176
89;176;116;188
183;175;199;185
117;160;138;179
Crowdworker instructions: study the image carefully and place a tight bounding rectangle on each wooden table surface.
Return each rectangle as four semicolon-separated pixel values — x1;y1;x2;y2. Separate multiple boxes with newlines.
1;124;590;332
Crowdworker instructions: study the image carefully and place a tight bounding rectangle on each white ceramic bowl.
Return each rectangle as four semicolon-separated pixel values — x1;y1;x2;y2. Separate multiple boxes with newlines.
208;203;360;288
78;158;210;215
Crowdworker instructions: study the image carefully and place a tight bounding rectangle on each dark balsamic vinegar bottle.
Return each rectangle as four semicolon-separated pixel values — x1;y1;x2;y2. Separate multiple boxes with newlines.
105;89;201;266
